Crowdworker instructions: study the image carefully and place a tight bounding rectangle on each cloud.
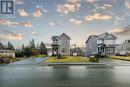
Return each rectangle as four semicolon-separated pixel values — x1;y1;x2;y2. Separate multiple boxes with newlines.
33;9;42;17
0;19;12;27
69;18;82;25
85;0;98;3
36;5;49;15
49;22;56;27
84;13;112;21
0;19;33;28
57;0;81;14
18;21;33;28
109;28;124;33
16;0;24;5
124;0;130;9
101;4;112;10
0;30;23;40
109;26;130;36
18;9;29;17
31;32;39;36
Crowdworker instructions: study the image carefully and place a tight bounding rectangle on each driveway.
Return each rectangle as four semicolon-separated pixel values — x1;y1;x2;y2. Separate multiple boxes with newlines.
8;57;48;65
99;58;130;66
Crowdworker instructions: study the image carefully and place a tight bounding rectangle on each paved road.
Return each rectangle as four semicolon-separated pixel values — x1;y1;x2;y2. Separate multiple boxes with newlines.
99;58;130;66
8;57;48;65
0;58;130;87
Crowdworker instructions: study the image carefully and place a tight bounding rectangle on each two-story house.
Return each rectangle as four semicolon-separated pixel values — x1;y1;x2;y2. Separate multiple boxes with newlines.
85;32;117;55
51;33;70;56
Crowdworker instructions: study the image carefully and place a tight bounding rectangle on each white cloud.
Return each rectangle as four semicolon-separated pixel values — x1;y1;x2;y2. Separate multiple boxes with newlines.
18;9;29;17
19;21;33;28
31;32;39;36
69;18;82;25
49;22;56;26
85;13;112;21
101;4;112;10
0;19;33;28
109;28;124;33
57;0;81;14
16;0;23;5
124;0;130;9
85;0;98;3
0;19;12;27
0;33;23;41
33;9;42;17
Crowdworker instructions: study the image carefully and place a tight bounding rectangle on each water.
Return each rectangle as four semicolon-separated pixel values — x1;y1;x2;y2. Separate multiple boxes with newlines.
0;66;130;87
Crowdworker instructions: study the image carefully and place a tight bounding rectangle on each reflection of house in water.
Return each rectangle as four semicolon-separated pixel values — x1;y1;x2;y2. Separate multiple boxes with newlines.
51;33;70;56
0;50;15;58
85;32;117;55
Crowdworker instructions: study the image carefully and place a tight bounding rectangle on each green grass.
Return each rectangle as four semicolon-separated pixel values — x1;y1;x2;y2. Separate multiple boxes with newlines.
44;56;89;63
109;56;130;61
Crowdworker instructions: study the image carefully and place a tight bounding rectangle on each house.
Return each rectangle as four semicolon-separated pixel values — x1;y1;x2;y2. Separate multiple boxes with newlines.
116;40;130;55
85;32;117;55
51;33;70;56
70;47;85;56
0;50;15;58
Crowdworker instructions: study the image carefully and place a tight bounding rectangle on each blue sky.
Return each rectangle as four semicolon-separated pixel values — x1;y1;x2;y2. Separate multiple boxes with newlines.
0;0;130;48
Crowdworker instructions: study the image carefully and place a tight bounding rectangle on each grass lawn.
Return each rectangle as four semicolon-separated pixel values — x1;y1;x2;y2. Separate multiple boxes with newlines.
44;56;89;63
110;56;130;61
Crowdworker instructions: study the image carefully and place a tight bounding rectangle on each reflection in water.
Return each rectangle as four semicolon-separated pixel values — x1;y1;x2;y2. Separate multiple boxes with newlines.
0;66;130;87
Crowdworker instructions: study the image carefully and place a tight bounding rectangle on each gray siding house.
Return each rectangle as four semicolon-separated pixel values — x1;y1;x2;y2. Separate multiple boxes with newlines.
51;33;70;56
85;32;117;55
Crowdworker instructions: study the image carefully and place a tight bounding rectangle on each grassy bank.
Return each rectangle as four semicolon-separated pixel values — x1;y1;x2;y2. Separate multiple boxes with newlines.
44;56;89;63
109;56;130;61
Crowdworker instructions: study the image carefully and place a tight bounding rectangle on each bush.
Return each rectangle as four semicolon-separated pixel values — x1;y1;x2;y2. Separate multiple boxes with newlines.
89;57;98;62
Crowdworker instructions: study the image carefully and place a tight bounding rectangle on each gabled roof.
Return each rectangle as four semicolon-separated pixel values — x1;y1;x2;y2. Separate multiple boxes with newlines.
85;32;117;44
51;36;59;41
51;33;70;41
97;32;117;40
85;35;98;43
58;33;70;40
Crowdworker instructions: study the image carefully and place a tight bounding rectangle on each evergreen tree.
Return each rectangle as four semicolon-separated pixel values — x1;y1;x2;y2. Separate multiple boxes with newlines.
7;41;14;50
0;42;4;50
30;39;35;49
40;42;47;55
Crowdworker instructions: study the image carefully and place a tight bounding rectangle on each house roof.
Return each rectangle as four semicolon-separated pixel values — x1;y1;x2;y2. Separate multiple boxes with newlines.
51;36;59;40
58;33;70;40
85;35;98;43
97;32;117;40
51;33;70;41
85;32;117;44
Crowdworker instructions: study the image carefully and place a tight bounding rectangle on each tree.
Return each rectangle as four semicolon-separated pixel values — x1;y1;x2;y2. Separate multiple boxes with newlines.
30;39;36;49
24;47;32;57
40;42;47;55
7;41;15;50
0;42;5;50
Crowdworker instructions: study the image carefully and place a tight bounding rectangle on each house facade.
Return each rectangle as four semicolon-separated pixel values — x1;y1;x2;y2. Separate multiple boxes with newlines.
51;33;70;56
116;40;130;55
85;32;117;55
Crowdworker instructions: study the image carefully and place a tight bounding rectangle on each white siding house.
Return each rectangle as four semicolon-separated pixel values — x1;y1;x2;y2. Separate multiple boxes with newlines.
116;40;130;55
85;32;117;55
51;33;70;56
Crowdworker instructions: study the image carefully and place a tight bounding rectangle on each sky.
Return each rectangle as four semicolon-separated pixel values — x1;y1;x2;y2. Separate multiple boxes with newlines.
0;0;130;48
